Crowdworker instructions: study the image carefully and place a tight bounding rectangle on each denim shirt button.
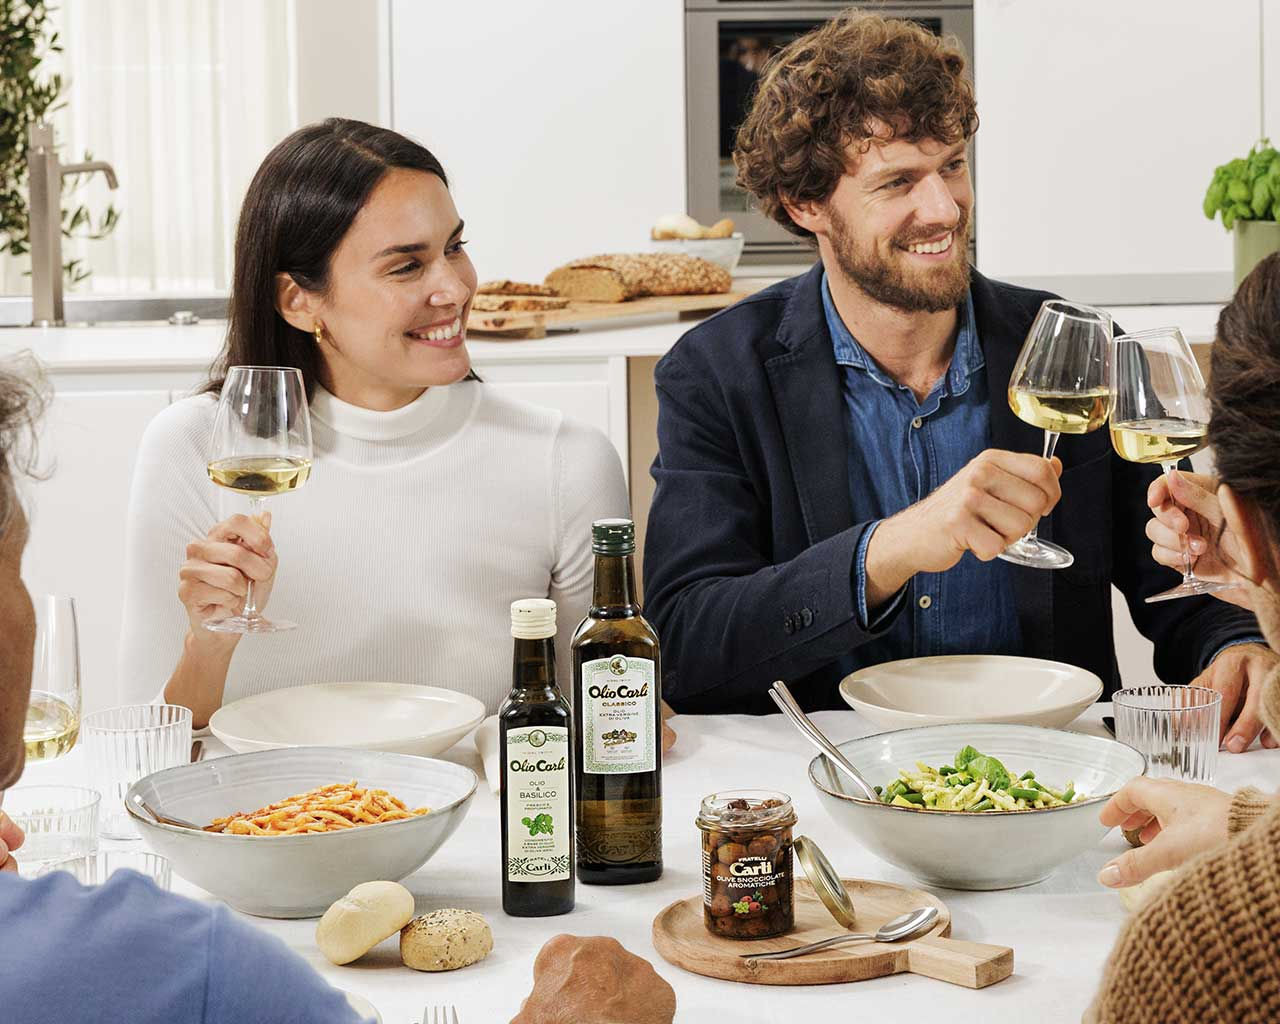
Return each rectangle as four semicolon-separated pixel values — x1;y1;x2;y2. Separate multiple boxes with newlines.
918;594;932;610
911;417;923;429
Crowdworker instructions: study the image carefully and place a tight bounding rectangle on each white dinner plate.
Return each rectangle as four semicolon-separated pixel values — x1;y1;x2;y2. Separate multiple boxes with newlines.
210;682;486;757
839;655;1103;730
344;991;381;1023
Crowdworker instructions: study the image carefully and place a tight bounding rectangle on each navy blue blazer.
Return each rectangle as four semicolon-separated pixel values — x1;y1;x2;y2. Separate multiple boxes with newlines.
643;263;1261;714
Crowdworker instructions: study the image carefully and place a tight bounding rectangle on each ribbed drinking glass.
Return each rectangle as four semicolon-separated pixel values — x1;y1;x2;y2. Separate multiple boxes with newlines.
82;704;192;839
1113;685;1222;783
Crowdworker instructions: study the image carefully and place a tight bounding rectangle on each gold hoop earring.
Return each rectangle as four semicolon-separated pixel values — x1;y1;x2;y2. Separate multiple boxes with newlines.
313;322;325;345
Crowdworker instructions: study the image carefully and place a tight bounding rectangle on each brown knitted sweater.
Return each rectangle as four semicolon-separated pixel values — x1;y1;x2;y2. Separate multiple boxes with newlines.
1085;665;1280;1023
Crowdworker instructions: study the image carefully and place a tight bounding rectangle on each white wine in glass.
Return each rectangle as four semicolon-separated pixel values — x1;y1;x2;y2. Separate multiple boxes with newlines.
203;366;313;634
23;595;81;761
1001;300;1113;569
1109;327;1238;603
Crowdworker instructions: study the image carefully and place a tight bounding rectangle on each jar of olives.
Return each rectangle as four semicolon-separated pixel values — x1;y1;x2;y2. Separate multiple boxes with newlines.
696;790;796;939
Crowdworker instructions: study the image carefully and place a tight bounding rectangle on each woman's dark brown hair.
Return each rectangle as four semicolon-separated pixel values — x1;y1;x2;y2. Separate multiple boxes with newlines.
1210;251;1280;544
206;118;457;399
733;9;978;239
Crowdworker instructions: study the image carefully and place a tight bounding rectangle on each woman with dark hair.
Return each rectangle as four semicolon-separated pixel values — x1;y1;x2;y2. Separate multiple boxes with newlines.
117;119;627;724
1086;252;1280;1022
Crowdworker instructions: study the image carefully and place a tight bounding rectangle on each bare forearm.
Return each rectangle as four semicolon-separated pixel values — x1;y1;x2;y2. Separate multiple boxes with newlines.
163;629;238;729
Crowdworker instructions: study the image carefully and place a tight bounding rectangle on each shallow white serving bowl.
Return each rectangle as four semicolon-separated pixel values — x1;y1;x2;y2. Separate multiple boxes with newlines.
809;722;1145;890
839;655;1103;730
209;682;486;757
649;233;745;271
126;746;476;917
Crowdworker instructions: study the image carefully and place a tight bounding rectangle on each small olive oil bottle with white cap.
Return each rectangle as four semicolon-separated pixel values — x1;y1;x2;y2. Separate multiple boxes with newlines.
500;598;575;917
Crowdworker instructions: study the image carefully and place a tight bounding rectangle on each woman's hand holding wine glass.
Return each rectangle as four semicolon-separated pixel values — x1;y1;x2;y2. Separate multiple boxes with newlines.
178;511;279;632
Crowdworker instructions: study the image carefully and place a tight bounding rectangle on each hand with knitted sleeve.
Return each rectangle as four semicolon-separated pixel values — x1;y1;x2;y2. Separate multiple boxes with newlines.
1228;786;1274;835
1085;801;1280;1024
1096;777;1234;889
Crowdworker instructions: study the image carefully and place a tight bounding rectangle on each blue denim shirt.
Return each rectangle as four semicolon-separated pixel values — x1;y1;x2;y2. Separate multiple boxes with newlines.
822;273;1023;667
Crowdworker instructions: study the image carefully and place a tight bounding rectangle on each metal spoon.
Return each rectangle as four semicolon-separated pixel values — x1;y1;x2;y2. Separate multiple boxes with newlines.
741;905;939;961
768;680;880;802
130;792;203;831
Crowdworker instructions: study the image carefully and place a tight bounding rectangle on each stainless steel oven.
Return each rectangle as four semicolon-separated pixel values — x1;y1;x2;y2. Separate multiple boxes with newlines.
685;1;975;263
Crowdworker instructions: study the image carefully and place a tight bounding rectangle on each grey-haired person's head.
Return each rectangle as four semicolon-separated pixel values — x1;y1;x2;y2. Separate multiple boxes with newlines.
0;354;47;533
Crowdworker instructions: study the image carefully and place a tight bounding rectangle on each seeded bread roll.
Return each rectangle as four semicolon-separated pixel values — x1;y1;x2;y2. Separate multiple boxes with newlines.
471;294;570;312
544;253;731;303
315;881;416;966
477;280;557;296
400;908;493;971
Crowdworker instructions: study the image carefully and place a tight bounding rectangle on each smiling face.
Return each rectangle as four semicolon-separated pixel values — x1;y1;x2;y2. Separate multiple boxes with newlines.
796;131;973;314
278;167;477;409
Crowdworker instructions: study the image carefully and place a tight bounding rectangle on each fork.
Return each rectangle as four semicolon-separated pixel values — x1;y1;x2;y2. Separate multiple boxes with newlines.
423;1007;459;1024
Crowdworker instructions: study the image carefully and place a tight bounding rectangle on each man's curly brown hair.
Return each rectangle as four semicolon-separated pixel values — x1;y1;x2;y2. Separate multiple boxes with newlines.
734;10;978;239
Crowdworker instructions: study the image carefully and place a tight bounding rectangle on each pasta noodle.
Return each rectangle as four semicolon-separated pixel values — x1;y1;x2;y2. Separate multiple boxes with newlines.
204;780;430;836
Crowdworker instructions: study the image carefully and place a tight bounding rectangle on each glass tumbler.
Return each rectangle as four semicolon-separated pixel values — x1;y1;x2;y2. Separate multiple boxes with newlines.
1113;685;1222;784
81;705;192;839
4;785;100;876
38;850;172;890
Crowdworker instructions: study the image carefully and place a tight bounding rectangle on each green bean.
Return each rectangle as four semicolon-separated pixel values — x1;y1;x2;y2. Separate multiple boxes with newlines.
938;765;956;776
1061;787;1075;803
970;798;993;812
901;792;925;805
1020;771;1035;780
874;785;883;795
1010;787;1039;802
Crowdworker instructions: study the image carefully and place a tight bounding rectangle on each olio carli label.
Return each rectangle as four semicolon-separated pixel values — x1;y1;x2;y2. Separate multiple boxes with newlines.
581;655;655;775
505;726;571;881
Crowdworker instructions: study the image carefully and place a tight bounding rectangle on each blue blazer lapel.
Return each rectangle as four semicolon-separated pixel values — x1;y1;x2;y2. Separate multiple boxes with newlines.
764;264;855;547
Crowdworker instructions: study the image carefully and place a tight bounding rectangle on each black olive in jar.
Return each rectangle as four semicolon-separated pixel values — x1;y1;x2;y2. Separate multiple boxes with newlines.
695;791;796;940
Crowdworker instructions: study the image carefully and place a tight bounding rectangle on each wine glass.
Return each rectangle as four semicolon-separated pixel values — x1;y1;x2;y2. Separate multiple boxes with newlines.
23;595;81;762
203;366;312;634
1109;326;1240;603
1002;300;1113;569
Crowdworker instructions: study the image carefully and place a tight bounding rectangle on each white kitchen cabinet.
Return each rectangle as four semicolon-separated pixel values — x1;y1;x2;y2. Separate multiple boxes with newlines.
974;0;1261;303
21;389;174;713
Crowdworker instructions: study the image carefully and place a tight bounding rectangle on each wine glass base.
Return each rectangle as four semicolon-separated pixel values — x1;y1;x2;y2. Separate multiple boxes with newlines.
1145;578;1242;604
203;615;297;635
997;537;1075;570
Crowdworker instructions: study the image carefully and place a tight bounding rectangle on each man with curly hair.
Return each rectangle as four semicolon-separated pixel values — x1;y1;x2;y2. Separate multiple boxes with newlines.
643;11;1273;726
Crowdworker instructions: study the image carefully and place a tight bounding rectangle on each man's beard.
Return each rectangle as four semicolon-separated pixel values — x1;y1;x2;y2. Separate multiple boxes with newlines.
828;205;971;314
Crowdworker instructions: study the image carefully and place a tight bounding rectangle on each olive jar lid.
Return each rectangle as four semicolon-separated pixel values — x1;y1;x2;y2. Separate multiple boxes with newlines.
695;790;796;830
793;834;858;929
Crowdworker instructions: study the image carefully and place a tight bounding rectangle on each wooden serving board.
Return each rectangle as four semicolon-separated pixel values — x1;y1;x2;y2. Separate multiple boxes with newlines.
652;878;1013;989
466;292;748;339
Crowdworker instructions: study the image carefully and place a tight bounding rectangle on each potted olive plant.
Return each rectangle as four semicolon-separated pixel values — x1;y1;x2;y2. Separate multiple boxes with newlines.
1204;140;1280;286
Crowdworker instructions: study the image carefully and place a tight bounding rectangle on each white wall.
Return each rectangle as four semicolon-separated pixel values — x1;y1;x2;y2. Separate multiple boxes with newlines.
975;0;1261;299
1266;0;1280;140
389;0;686;284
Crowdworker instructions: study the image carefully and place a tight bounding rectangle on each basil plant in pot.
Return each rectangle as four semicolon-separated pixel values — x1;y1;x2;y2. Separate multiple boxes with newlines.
1204;140;1280;286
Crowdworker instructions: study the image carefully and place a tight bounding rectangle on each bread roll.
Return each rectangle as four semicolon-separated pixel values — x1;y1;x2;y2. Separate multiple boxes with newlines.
471;294;569;312
544;253;731;303
650;212;703;240
315;881;416;966
400;908;493;971
477;280;557;296
705;218;735;239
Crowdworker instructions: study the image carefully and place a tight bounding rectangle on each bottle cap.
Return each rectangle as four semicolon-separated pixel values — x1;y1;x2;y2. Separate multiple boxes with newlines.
793;834;858;929
591;518;635;555
511;598;556;639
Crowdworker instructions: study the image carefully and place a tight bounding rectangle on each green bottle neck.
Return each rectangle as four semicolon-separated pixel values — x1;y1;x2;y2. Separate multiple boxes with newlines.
511;636;558;692
591;552;638;614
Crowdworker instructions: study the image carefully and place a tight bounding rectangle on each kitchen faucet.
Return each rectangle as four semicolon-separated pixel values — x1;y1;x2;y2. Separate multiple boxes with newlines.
27;121;118;326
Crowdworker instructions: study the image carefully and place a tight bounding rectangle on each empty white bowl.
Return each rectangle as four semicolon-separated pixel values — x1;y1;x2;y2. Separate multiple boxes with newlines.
209;682;486;757
809;722;1145;890
126;746;476;917
649;233;745;271
839;655;1103;730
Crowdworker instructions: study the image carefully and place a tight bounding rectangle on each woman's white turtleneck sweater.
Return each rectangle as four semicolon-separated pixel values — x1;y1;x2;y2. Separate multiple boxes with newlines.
118;380;629;714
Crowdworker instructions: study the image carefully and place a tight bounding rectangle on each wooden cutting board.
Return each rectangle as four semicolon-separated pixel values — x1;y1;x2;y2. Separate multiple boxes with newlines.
652;877;1013;988
466;292;748;339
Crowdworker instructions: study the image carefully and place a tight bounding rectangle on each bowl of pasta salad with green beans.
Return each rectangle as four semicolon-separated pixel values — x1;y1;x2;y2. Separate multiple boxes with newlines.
808;723;1146;890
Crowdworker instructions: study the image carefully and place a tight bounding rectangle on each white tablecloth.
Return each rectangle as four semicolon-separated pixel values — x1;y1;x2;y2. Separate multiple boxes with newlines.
16;706;1280;1024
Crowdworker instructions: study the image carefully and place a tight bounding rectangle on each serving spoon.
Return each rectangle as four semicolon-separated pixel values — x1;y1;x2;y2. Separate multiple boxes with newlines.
768;680;880;802
130;792;202;831
740;905;939;961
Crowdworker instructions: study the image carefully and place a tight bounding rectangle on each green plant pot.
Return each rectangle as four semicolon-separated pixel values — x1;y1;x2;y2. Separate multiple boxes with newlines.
1233;220;1280;287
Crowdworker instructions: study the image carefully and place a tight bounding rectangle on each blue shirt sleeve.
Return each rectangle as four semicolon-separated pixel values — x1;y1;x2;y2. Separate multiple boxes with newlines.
854;520;908;630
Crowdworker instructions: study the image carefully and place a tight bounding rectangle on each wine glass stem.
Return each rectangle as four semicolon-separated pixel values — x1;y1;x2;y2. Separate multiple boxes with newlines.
241;497;267;619
1163;462;1196;582
1020;430;1061;544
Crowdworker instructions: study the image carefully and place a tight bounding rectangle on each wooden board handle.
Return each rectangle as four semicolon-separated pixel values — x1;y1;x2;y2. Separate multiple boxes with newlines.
904;935;1014;989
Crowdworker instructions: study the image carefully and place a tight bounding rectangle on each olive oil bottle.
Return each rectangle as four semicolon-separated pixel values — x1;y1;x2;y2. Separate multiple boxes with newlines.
500;598;575;916
571;519;663;884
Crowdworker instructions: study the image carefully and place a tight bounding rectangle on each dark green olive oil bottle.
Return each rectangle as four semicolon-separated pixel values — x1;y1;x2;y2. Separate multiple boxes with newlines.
571;519;663;884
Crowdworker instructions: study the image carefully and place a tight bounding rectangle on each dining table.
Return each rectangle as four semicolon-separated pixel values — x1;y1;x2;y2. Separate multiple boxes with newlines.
16;703;1279;1024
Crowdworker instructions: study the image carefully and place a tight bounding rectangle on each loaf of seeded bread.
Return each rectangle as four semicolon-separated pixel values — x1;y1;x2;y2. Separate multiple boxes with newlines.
544;253;731;302
477;280;557;296
471;294;570;312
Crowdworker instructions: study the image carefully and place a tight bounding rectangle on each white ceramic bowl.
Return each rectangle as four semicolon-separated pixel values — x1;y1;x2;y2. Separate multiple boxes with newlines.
126;747;476;917
809;723;1145;890
209;682;486;757
649;233;745;271
839;655;1103;730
